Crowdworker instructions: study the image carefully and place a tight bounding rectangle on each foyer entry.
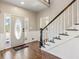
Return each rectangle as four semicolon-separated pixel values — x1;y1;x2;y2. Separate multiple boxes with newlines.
0;14;29;51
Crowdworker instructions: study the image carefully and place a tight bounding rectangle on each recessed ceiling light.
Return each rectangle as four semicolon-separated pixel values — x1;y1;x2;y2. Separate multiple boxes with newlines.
20;2;24;5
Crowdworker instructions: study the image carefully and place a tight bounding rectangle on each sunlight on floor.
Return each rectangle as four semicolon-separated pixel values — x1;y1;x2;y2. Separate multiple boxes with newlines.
3;48;29;59
4;51;12;59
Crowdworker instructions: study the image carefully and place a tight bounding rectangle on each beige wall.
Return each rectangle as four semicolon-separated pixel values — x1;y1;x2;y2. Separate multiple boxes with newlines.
0;0;73;30
0;2;38;48
37;0;73;30
0;2;37;31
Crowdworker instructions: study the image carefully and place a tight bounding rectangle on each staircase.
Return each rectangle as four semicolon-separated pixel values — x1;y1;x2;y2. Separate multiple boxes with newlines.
40;0;78;55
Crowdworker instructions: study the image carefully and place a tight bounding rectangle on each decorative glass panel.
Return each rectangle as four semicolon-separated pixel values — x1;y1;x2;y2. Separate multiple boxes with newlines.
15;19;22;40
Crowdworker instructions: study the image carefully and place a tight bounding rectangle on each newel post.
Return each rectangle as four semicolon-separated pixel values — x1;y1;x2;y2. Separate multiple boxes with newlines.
40;28;43;48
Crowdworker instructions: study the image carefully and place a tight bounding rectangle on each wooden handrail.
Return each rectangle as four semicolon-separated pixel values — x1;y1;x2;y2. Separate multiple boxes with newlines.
42;0;76;30
40;0;76;47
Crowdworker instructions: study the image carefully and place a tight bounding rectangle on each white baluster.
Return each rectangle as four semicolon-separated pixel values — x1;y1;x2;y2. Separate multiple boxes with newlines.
76;0;79;25
66;1;78;31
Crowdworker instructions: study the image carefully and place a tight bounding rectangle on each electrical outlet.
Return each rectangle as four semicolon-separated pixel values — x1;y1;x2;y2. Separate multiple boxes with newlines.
32;38;34;40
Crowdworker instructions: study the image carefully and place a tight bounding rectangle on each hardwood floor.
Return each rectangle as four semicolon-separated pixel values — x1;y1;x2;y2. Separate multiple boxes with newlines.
0;41;61;59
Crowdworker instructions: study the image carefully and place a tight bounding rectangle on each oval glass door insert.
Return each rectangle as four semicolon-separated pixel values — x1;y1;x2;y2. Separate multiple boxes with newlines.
15;19;22;40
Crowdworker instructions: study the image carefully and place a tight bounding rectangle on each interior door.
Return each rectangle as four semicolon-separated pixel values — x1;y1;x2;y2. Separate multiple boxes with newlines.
11;16;24;47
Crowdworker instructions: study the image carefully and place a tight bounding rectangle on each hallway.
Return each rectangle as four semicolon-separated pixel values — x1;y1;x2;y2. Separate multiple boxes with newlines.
0;0;79;59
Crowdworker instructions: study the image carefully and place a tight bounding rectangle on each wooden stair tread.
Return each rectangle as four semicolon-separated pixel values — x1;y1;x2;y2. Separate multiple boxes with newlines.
75;23;79;25
49;40;55;43
53;37;61;40
66;28;79;31
59;33;69;36
75;35;79;38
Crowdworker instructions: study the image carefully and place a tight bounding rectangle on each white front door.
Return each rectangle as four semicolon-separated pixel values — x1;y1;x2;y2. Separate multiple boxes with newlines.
11;16;24;47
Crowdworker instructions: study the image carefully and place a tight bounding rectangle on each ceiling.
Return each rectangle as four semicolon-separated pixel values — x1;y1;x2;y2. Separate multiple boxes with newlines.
1;0;49;12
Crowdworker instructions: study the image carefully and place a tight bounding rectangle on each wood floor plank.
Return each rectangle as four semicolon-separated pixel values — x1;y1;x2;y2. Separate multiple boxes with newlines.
0;41;61;59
